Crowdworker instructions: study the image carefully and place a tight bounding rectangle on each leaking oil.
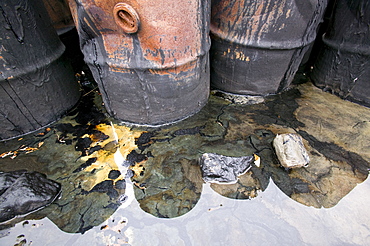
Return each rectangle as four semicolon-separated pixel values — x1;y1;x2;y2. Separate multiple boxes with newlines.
249;88;304;129
0;68;370;244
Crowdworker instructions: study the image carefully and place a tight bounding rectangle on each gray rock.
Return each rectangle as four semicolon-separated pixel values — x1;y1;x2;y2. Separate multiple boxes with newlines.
0;171;61;223
273;133;310;168
199;153;255;184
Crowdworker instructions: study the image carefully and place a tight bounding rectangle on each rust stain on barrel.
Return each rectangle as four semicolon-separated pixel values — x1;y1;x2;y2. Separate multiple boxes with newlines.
210;0;327;96
70;0;203;78
211;0;287;47
69;0;210;125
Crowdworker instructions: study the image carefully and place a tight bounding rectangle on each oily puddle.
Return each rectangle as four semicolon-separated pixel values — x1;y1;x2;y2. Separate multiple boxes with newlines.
0;79;369;245
1;176;370;245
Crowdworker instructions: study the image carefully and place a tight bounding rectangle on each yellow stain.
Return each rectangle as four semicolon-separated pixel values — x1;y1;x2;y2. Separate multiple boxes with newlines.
235;51;250;61
77;123;144;191
223;48;250;61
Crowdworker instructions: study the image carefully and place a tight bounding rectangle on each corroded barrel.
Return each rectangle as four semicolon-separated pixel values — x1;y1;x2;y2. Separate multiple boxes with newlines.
210;0;328;96
311;0;370;107
0;0;80;141
42;0;75;34
69;0;210;125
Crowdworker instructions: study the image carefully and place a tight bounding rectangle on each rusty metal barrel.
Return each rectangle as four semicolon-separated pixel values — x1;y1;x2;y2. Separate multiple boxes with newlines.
210;0;328;96
311;0;370;107
69;0;211;125
42;0;75;34
0;0;81;141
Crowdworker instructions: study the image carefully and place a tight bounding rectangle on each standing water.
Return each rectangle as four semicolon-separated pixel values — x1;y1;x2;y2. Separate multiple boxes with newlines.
0;70;369;245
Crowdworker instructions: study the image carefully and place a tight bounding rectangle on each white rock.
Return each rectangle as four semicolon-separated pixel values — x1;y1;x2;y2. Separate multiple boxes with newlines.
273;133;310;168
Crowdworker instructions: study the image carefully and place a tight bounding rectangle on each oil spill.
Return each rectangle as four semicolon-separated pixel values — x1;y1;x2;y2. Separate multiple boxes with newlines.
207;82;370;208
0;76;138;233
0;71;369;238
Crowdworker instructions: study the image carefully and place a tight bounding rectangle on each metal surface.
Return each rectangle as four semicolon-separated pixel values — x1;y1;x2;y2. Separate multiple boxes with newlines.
210;0;328;96
0;0;81;141
42;0;75;34
1;79;370;244
69;0;211;125
311;0;370;107
113;3;140;34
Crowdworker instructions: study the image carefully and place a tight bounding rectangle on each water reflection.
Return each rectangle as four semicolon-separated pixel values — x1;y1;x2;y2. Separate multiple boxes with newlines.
2;177;370;245
0;72;369;237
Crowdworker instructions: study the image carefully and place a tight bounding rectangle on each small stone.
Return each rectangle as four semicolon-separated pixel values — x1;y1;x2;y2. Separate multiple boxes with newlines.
199;153;255;184
212;90;265;105
108;170;121;179
114;179;126;190
273;133;310;168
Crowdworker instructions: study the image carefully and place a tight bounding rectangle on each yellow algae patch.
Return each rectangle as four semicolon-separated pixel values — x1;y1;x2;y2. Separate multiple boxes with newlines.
76;123;143;191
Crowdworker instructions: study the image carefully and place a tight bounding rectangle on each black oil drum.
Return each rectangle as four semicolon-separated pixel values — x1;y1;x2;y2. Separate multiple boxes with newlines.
0;0;81;141
311;0;370;107
42;0;75;35
210;0;328;96
69;0;210;125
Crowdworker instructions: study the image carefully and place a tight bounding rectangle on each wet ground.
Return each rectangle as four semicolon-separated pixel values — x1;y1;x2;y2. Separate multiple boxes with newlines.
0;71;370;245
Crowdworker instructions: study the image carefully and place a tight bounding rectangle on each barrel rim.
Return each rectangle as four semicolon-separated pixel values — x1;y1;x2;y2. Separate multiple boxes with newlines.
210;29;315;50
0;43;66;81
322;33;370;56
87;50;210;71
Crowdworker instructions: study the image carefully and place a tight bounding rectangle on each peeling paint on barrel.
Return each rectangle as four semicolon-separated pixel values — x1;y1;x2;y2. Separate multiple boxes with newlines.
69;0;210;125
210;0;328;96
